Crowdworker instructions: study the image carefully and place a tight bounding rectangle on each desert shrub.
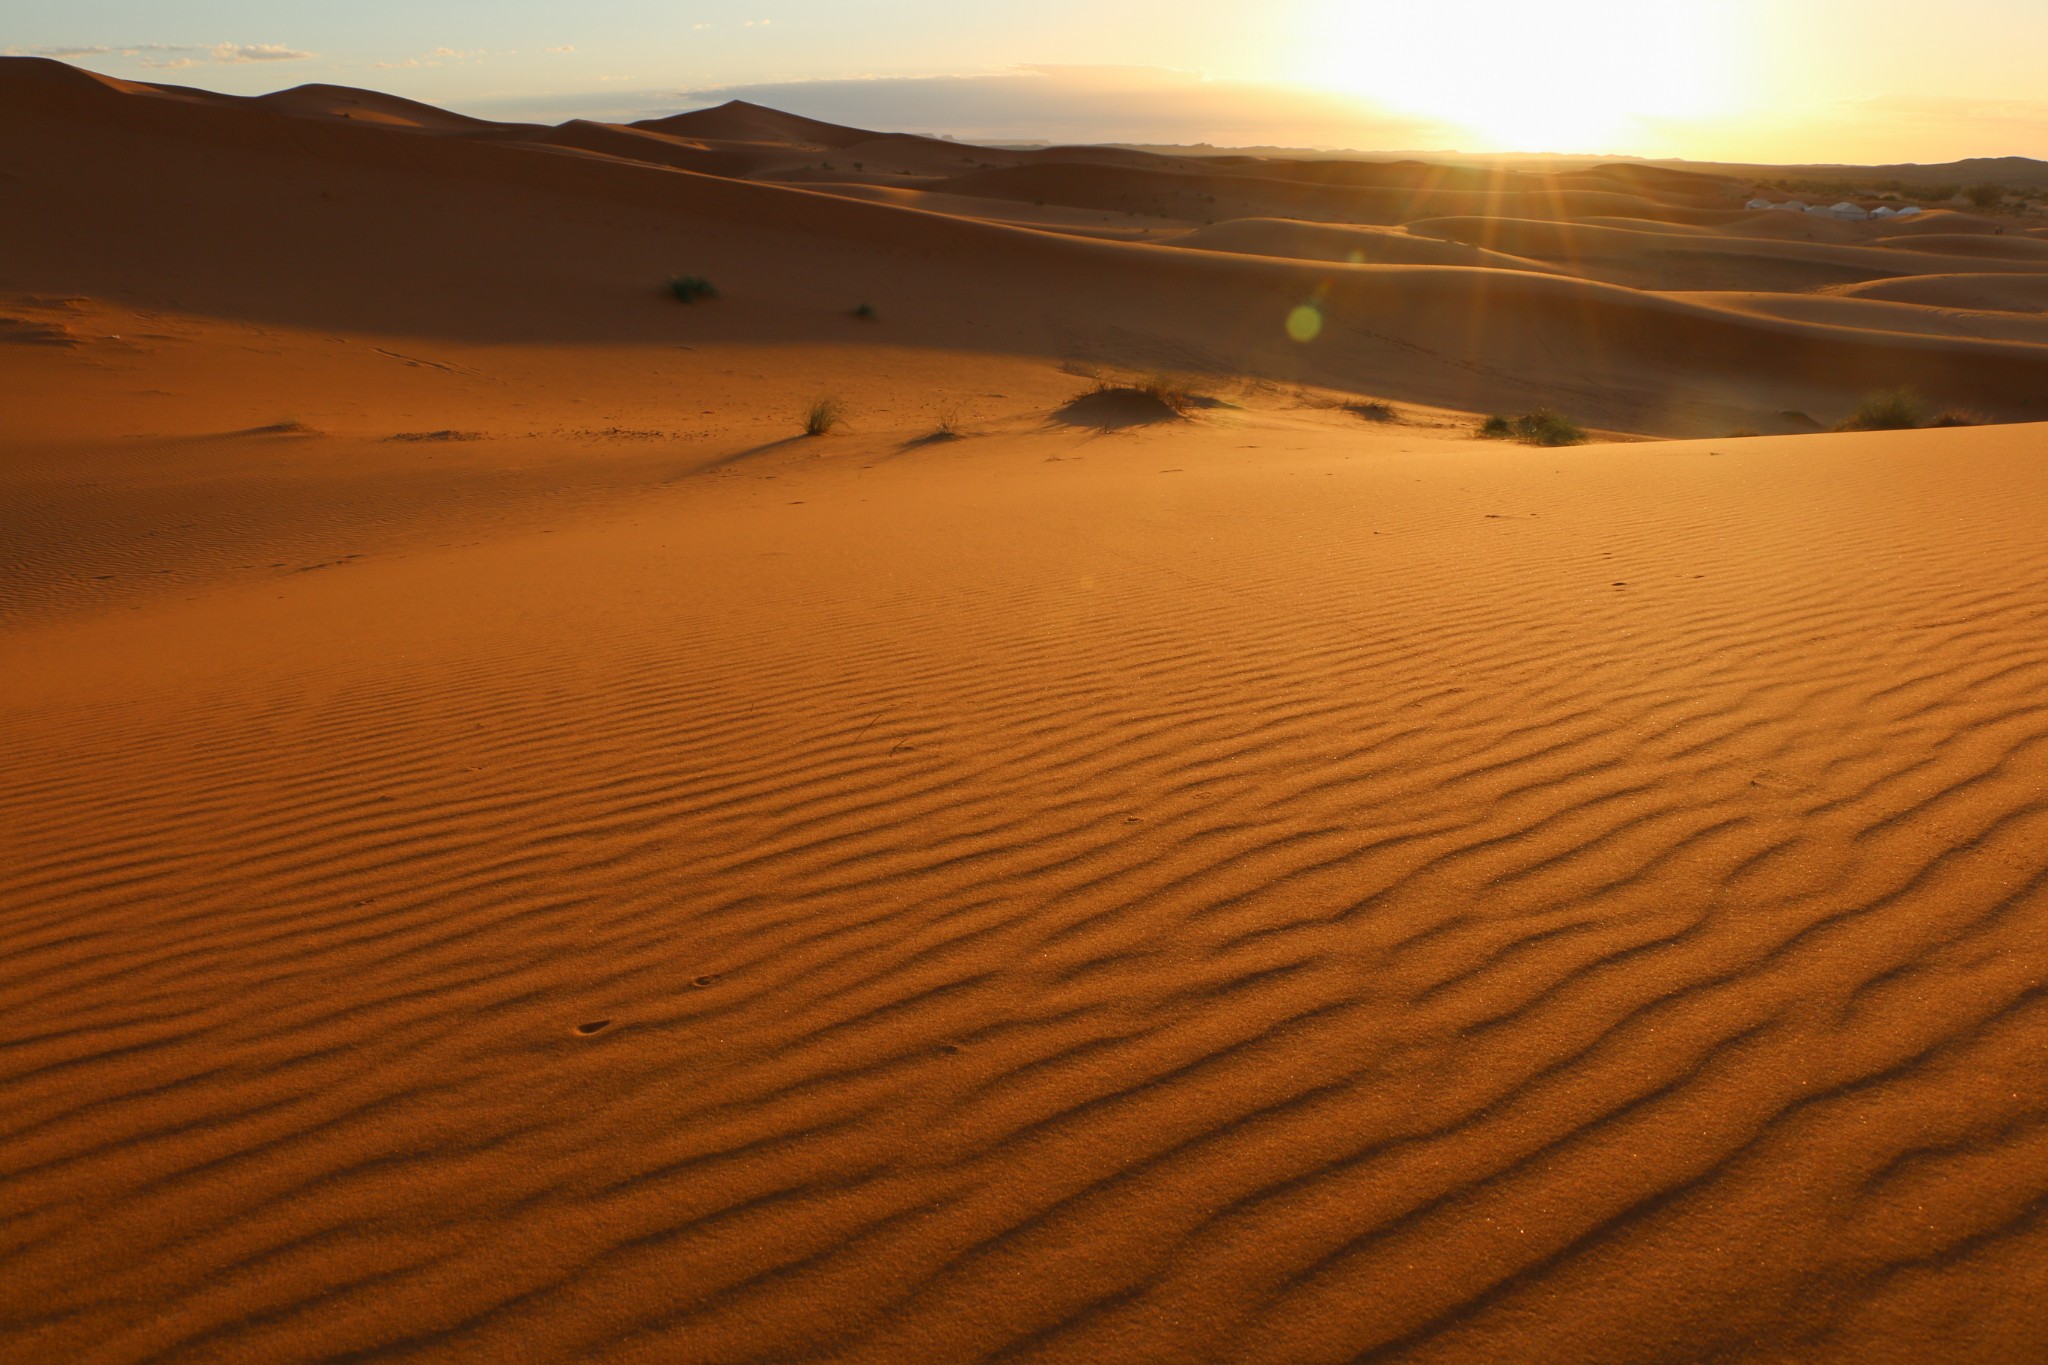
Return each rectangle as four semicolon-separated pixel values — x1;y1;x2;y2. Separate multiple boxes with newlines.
1726;428;1763;438
1836;387;1926;431
1967;183;2008;211
1477;408;1587;446
803;397;843;437
1344;399;1398;421
1094;372;1208;413
1927;410;1982;428
852;302;877;320
669;275;718;303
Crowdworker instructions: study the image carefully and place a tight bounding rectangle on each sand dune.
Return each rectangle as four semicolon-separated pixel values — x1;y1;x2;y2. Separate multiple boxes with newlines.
5;54;2048;1365
6;57;2048;435
253;83;507;133
1833;273;2048;312
1876;233;2048;260
1164;218;1559;271
638;97;928;150
7;420;2048;1363
1687;290;2048;344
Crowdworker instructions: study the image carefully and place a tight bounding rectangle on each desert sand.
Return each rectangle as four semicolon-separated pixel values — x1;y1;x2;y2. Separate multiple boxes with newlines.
4;56;2048;1363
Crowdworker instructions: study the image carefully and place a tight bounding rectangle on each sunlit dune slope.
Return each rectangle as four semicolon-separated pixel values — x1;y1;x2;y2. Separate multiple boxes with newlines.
5;418;2048;1363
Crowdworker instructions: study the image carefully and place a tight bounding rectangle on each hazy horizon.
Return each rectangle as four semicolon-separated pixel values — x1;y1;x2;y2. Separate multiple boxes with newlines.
12;2;2048;164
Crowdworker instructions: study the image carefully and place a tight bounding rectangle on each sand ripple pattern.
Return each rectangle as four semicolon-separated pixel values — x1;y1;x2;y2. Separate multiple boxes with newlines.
4;433;2047;1363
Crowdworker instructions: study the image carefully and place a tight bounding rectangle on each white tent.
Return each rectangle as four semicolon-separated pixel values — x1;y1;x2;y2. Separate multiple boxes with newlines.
1870;206;1896;219
1772;200;1809;212
1828;202;1870;219
1895;205;1923;217
1746;198;1774;210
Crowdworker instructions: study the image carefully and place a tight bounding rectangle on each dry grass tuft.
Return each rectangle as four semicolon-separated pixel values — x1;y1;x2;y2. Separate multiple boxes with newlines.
804;397;843;437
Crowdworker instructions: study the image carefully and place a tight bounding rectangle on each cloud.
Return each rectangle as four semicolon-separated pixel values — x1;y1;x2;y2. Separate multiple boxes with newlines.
665;66;1459;150
13;41;314;68
212;43;313;63
546;45;576;54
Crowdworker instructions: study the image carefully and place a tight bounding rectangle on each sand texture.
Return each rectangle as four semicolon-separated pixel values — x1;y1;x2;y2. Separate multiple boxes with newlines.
4;56;2048;1364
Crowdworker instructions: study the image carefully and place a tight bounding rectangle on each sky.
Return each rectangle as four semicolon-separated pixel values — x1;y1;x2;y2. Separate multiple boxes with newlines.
10;1;2048;163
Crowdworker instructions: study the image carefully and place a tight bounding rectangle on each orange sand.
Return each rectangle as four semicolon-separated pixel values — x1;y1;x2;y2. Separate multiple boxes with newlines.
4;56;2048;1364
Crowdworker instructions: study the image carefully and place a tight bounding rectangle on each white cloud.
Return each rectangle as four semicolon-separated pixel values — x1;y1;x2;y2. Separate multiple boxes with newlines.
668;66;1459;150
210;43;313;64
14;41;314;67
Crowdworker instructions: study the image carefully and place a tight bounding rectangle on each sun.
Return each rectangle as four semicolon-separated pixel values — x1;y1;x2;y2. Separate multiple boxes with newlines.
1299;0;1741;152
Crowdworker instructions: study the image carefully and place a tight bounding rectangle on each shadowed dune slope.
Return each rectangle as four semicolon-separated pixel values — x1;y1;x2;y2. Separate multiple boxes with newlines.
3;424;2048;1363
1877;234;2048;260
1686;291;2048;344
5;57;2048;436
1164;219;1559;272
1405;217;2048;292
634;97;901;148
1833;273;2048;312
931;160;1701;227
253;83;509;132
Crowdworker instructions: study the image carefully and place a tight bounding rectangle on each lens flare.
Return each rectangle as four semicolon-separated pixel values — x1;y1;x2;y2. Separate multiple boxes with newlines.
1287;303;1325;342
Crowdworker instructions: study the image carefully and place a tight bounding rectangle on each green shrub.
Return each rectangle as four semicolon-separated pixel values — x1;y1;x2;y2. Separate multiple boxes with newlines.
852;302;877;320
669;275;718;304
1477;408;1587;446
1836;388;1926;431
1927;410;1982;428
804;397;843;437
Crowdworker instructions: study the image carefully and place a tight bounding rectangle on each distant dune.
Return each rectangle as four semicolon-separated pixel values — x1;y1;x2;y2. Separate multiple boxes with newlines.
5;57;2048;435
4;55;2048;1365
